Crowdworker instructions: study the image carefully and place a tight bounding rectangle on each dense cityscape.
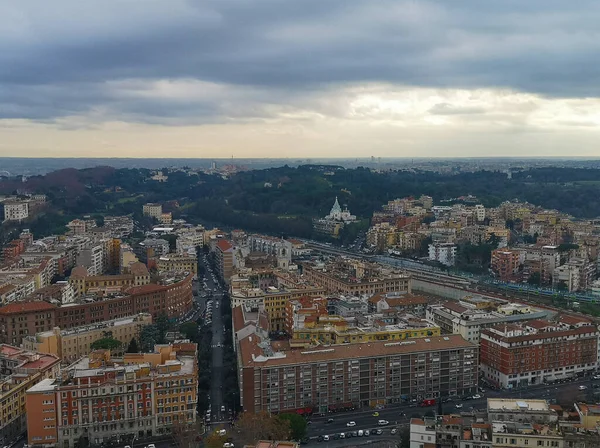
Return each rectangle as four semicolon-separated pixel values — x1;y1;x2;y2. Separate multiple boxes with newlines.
3;1;600;448
0;160;600;448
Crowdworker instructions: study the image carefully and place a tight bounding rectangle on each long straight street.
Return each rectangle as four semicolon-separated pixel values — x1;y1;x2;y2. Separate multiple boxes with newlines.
197;253;229;425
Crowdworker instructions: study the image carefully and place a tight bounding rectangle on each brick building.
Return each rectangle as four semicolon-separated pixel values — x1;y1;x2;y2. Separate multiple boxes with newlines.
0;274;193;345
215;239;234;284
0;301;57;346
480;320;598;388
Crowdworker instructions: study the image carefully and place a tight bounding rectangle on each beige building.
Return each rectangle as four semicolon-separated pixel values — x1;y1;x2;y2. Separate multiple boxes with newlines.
157;253;198;275
3;201;29;221
22;313;153;363
69;262;150;297
142;203;163;219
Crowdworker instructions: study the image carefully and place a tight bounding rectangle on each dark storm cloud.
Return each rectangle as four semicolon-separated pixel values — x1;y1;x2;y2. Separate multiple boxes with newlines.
1;0;600;123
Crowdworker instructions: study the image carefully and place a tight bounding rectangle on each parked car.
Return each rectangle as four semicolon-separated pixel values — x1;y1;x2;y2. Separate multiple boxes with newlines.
375;429;383;435
357;430;364;437
364;430;370;436
327;418;334;424
223;444;235;448
579;385;588;390
390;429;398;435
323;436;329;441
456;404;463;409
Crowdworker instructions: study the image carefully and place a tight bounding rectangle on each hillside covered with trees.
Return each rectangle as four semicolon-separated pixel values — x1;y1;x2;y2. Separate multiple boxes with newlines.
3;165;600;242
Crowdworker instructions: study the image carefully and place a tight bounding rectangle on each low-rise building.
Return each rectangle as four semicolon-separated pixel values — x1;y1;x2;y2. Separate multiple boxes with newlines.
410;415;493;448
26;343;198;448
22;313;153;363
426;300;556;345
157;253;198;275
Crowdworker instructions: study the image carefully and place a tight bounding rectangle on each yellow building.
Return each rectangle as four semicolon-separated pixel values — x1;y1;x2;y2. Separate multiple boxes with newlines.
157;253;198;275
69;262;150;296
263;287;326;331
292;315;440;346
575;403;600;430
22;313;153;363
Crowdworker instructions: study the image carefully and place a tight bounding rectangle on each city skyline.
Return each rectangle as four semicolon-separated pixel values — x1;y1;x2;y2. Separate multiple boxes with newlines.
2;1;600;158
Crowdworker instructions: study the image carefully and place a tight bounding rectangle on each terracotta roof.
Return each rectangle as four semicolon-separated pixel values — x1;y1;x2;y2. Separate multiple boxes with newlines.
240;334;475;368
526;319;554;330
410;418;425;425
559;314;591;326
70;266;89;278
216;239;233;251
442;301;469;314
126;284;165;295
0;301;57;315
129;262;149;276
232;306;246;333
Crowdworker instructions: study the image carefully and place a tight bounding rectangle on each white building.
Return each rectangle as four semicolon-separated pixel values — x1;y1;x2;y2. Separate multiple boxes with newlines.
3;201;29;221
75;242;105;276
428;243;457;266
142;203;163;219
474;204;486;222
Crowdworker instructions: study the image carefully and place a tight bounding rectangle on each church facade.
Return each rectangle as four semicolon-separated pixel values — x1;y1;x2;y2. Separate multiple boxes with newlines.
313;197;357;237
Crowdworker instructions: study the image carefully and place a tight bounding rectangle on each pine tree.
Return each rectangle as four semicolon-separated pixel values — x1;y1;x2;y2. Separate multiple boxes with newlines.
126;338;139;353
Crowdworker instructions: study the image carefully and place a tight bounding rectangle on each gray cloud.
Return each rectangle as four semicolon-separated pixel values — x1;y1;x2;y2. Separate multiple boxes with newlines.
1;0;600;124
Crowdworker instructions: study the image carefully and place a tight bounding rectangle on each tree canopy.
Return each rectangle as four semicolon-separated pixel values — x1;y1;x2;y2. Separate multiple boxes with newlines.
90;337;122;351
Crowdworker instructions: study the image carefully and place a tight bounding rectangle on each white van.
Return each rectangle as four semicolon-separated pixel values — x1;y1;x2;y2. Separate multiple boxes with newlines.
358;430;364;437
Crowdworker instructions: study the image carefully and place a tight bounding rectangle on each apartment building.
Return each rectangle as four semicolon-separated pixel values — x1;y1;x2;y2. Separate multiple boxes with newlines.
76;242;105;276
426;300;556;345
142;203;163;219
491;249;522;282
215;239;234;284
66;219;97;235
137;238;170;262
69;262;150;297
238;334;478;414
480;320;598;388
0;273;193;341
157;253;198;275
22;313;153;363
302;260;412;296
26;343;198;448
0;345;60;444
3;201;29;222
428;243;457;266
553;257;596;292
0;301;57;346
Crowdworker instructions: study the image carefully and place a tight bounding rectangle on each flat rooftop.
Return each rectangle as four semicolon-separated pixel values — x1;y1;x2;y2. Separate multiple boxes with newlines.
488;398;550;412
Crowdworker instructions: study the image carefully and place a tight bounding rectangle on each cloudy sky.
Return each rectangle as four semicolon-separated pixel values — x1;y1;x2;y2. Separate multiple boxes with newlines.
1;0;600;159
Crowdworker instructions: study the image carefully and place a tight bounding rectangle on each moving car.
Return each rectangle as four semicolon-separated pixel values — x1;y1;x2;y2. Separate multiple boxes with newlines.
374;429;383;435
346;421;356;427
221;405;226;412
378;420;389;426
327;418;334;424
579;385;588;390
223;444;235;448
472;394;482;399
372;411;379;416
390;429;398;435
456;404;463;409
322;436;329;441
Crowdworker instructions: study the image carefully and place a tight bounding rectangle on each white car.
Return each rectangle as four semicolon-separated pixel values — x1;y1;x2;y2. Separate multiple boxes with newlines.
378;420;389;426
593;375;600;380
579;385;588;390
221;405;226;412
364;430;370;436
346;421;356;427
147;445;156;448
472;394;482;399
456;404;463;409
218;430;227;436
357;430;364;437
323;435;329;441
223;444;234;448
